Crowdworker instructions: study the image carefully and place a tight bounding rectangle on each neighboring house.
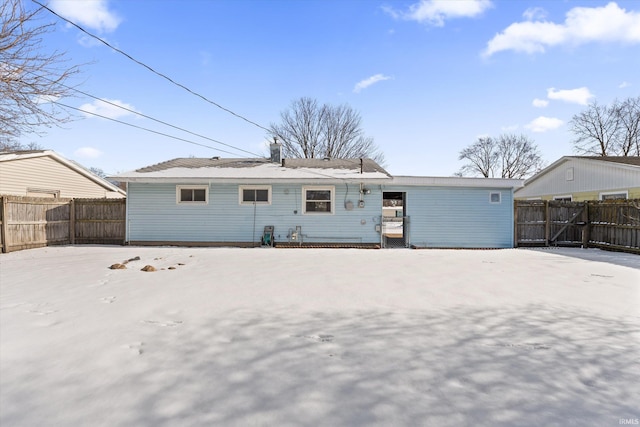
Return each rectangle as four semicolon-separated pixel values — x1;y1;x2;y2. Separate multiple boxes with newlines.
515;156;640;201
111;144;523;248
0;150;125;199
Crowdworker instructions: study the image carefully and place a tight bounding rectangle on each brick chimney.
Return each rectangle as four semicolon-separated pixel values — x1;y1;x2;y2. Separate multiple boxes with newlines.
270;141;282;163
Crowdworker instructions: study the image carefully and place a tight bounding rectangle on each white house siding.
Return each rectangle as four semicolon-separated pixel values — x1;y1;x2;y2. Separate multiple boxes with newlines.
126;182;383;244
516;158;640;199
384;185;515;248
0;156;123;198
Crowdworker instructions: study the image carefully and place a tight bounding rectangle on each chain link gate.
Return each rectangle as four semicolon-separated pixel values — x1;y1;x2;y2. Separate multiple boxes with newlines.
381;215;410;248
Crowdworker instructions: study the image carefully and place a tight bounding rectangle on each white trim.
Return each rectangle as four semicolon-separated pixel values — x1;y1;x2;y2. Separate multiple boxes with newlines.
553;195;573;201
302;186;335;215
176;185;209;205
239;185;272;205
599;190;628;200
489;192;501;204
390;176;523;189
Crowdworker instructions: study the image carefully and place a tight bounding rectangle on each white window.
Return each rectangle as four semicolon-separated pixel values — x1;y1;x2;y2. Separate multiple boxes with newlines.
303;186;334;214
239;186;271;205
489;192;501;204
600;191;628;200
176;185;208;204
554;195;572;202
566;167;574;181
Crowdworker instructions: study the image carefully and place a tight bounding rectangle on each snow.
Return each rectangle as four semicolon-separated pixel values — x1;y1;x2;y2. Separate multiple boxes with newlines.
113;164;391;181
1;246;639;426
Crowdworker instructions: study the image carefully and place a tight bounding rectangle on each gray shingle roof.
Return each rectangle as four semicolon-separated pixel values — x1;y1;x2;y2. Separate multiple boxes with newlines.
574;156;640;167
135;157;391;176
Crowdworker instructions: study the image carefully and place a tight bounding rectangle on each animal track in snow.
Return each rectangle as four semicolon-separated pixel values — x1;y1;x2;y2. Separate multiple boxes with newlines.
27;308;58;316
101;296;116;304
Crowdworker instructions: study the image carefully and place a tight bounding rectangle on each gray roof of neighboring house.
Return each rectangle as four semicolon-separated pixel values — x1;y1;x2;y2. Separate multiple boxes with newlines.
574;156;640;166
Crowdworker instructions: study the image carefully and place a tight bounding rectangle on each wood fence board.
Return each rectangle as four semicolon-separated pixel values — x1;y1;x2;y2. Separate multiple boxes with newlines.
0;196;125;253
515;199;640;254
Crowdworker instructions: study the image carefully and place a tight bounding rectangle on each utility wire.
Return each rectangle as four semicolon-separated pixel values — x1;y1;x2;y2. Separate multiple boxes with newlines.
25;70;263;157
53;100;249;158
33;0;271;133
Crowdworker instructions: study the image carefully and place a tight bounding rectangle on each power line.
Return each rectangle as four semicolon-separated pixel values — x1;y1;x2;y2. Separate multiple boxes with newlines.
25;70;263;157
32;0;271;133
53;100;250;158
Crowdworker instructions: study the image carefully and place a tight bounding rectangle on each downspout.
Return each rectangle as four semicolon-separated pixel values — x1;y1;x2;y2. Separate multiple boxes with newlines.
125;181;130;244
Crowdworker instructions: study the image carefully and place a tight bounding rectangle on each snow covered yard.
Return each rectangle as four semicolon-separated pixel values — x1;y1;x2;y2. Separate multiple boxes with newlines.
1;246;638;427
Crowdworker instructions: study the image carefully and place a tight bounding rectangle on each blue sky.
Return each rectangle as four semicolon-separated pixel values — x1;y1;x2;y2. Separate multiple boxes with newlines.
20;0;640;177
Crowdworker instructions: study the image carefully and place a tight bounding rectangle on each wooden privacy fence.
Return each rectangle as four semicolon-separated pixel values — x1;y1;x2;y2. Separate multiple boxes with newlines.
515;199;640;254
0;196;126;253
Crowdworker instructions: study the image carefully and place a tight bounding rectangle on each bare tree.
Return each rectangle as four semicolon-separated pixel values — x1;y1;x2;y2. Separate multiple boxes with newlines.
496;134;545;178
270;97;385;164
616;96;640;156
458;136;496;178
1;0;80;143
569;97;640;156
458;134;544;179
0;139;42;152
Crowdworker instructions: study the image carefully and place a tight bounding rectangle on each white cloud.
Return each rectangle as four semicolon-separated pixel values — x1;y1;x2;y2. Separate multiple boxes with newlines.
50;0;121;33
525;116;564;133
33;94;60;104
74;147;103;159
619;81;631;88
384;0;492;26
353;74;392;93
79;99;139;119
523;7;547;21
532;98;549;108
484;2;640;56
547;87;594;105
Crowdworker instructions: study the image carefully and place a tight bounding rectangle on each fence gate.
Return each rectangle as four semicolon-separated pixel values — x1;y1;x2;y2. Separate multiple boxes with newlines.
382;215;410;248
514;199;639;254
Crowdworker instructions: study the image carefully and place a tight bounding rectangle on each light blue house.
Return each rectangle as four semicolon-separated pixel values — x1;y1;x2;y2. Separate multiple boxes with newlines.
112;144;523;248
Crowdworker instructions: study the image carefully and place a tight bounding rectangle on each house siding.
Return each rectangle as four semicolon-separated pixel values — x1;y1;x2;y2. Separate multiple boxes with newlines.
127;182;383;244
0;156;123;198
515;158;640;200
529;188;640;201
384;185;515;248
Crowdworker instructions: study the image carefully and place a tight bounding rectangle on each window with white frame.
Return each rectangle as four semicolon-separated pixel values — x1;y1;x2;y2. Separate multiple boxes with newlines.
489;192;501;204
600;191;628;200
176;185;208;204
303;186;334;214
240;186;271;205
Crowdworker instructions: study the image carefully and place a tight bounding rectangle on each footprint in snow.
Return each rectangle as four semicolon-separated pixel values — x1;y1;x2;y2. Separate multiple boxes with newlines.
142;319;183;327
486;342;550;350
101;296;116;304
28;309;58;316
293;334;334;342
122;342;144;355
